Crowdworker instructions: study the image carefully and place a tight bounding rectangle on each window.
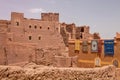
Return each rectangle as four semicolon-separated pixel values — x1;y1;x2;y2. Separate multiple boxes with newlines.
8;38;12;41
38;36;41;40
40;26;42;29
29;36;32;40
48;27;50;30
80;34;83;39
16;22;19;26
34;25;37;29
29;25;32;28
81;27;84;32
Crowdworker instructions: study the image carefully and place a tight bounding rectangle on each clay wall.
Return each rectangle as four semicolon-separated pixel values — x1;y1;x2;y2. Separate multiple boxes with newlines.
60;23;94;47
76;26;92;40
0;12;66;65
68;40;120;68
0;20;9;33
0;33;7;65
0;20;9;65
11;12;24;27
41;13;59;21
9;12;65;49
5;43;36;64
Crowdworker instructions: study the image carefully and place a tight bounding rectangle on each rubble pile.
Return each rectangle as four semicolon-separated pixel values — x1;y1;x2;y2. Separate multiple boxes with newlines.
35;47;66;66
0;63;117;80
53;56;78;67
116;68;120;80
35;47;78;67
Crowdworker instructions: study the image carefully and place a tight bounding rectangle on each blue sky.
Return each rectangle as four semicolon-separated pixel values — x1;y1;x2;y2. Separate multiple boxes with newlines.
0;0;120;39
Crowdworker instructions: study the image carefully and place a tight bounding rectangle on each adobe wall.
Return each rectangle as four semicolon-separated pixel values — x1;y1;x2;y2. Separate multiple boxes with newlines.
60;23;94;47
0;64;117;80
9;12;65;49
41;13;59;21
0;20;9;33
4;43;36;65
0;33;7;65
53;56;78;67
0;12;66;65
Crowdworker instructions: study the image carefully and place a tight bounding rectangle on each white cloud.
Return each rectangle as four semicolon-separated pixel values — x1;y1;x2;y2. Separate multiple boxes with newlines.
29;8;46;13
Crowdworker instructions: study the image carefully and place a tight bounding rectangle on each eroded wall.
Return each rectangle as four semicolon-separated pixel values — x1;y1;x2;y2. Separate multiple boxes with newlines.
0;64;117;80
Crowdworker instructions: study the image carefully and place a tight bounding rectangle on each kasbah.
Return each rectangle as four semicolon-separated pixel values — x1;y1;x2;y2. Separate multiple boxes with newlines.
0;12;120;68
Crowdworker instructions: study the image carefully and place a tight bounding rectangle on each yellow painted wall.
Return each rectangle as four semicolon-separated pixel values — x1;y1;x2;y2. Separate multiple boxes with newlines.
68;39;120;68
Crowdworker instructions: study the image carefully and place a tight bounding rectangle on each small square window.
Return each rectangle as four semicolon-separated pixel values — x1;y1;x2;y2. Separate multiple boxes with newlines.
29;25;32;28
40;26;42;29
38;36;41;40
29;36;32;40
48;27;50;30
16;22;19;26
34;25;37;29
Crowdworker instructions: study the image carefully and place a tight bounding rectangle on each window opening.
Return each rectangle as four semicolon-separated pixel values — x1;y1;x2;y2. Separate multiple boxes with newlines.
29;25;32;28
80;34;83;39
40;26;42;29
16;22;19;26
29;36;32;40
38;36;41;40
81;27;84;32
48;27;50;30
34;25;37;29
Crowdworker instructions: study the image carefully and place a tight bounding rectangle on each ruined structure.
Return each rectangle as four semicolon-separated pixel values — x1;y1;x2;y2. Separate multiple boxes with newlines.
60;23;95;46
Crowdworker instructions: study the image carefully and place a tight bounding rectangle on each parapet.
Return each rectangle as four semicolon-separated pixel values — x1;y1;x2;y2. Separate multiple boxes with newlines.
11;12;24;20
0;20;10;24
41;13;59;21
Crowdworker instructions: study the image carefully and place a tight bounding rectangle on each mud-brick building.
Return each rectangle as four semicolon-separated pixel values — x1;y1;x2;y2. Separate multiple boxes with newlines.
60;23;100;46
68;32;120;68
0;12;66;65
8;12;64;48
0;12;100;67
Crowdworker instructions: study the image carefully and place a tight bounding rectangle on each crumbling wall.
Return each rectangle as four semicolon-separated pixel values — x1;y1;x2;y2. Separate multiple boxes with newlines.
0;33;7;65
0;64;117;80
0;47;6;65
35;48;57;66
53;56;78;67
1;43;72;67
60;27;69;46
53;56;71;67
35;47;77;67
